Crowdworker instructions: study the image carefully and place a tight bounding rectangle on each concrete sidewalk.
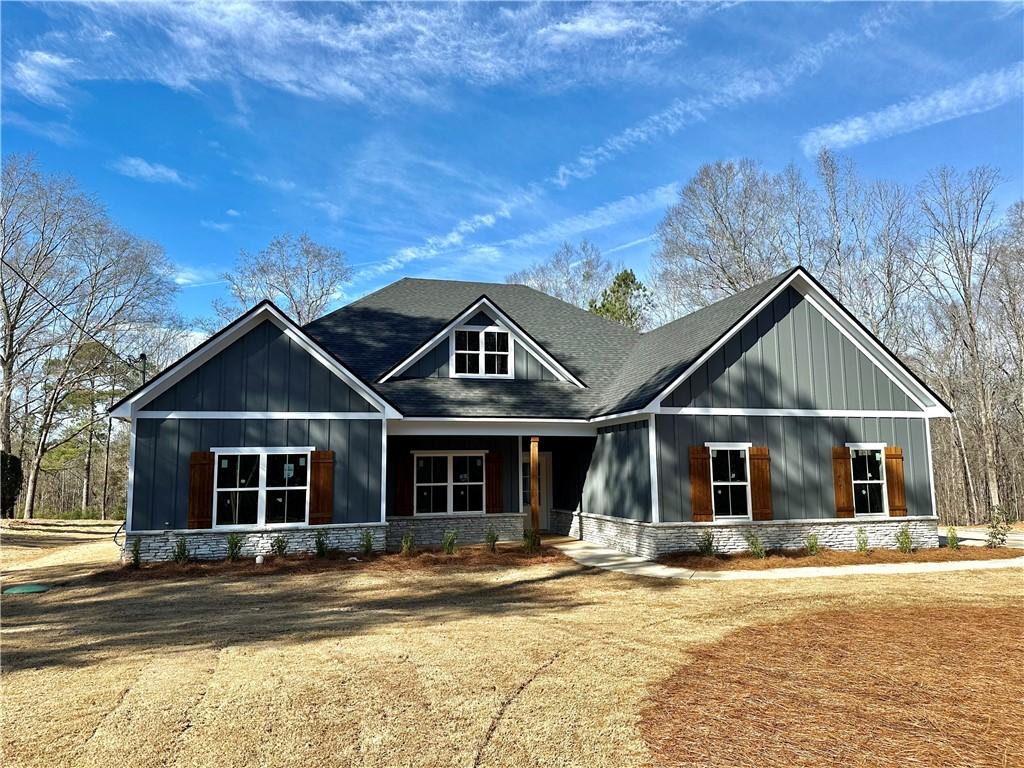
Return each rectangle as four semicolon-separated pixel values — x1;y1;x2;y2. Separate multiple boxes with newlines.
548;536;1024;582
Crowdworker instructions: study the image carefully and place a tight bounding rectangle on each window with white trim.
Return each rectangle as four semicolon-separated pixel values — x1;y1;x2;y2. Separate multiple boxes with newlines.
708;443;751;519
848;443;887;516
453;326;510;377
414;452;486;513
214;448;310;527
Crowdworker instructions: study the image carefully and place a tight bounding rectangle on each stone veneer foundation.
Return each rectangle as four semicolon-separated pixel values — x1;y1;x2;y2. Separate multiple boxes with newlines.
549;509;939;560
124;513;527;563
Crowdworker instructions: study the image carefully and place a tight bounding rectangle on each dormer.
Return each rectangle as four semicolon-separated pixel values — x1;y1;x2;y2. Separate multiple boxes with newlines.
378;297;584;387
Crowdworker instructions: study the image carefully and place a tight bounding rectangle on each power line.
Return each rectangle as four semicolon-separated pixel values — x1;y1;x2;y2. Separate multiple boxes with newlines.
1;255;144;374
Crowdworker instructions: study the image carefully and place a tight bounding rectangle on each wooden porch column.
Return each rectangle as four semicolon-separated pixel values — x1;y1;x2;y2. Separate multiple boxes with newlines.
530;435;540;533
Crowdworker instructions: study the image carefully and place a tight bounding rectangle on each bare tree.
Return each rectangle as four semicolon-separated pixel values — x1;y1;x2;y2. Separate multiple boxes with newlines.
506;240;615;309
915;166;1004;516
214;233;352;324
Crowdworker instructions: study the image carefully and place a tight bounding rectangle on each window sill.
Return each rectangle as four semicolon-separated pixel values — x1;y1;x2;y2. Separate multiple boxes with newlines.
412;511;486;517
213;522;310;530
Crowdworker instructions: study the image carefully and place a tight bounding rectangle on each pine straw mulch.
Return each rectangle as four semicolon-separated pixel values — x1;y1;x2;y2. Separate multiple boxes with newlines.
641;604;1024;768
89;543;566;582
657;546;1024;571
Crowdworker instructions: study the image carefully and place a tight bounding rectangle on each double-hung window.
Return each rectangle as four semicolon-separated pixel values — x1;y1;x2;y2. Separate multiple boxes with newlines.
453;326;511;377
414;452;486;514
707;443;751;519
214;448;311;527
848;443;887;516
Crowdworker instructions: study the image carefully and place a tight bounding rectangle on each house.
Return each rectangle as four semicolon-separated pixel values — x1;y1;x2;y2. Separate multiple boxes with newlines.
110;266;950;562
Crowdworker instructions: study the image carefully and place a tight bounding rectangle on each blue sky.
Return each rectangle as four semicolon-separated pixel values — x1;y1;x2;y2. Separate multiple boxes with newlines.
3;1;1022;326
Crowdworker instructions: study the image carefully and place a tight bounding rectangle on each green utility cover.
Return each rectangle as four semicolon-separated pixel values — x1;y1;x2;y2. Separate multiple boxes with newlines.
3;583;51;594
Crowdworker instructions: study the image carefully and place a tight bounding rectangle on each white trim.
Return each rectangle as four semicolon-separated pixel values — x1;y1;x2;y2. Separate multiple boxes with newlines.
657;407;932;419
125;417;137;532
555;508;939;528
378;296;584;387
388;420;595;437
589;408;654;424
134;411;384;420
705;442;753;521
380;425;387;524
109;303;400;419
450;324;514;379
648;413;660;523
210;445;315;453
212;447;312;528
128;521;388;536
845;442;889;517
925;418;938;518
398;416;589;423
649;268;948;416
411;451;487;514
518;435;524;514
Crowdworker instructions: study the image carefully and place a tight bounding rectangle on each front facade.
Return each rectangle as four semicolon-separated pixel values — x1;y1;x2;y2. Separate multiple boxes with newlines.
112;267;949;562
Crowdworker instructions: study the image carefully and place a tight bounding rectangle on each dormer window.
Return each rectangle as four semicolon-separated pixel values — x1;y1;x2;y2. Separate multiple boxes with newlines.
453;326;511;378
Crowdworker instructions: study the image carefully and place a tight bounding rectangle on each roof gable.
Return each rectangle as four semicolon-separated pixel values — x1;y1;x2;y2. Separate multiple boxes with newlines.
110;302;399;418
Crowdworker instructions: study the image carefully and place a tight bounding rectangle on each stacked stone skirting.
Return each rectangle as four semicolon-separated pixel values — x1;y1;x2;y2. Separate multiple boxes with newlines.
124;523;387;564
124;513;527;562
384;513;525;552
549;509;939;560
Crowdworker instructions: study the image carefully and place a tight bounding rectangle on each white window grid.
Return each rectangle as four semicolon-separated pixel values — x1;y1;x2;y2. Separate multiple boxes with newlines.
211;446;313;529
412;451;487;515
450;325;513;379
706;442;752;521
847;442;889;517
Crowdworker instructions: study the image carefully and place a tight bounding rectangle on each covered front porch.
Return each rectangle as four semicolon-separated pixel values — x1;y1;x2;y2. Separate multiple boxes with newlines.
383;421;596;547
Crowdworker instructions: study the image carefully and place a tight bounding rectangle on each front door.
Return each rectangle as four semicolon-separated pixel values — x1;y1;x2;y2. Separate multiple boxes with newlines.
520;451;552;531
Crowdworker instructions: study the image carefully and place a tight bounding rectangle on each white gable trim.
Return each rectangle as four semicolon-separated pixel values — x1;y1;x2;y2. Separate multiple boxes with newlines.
648;269;949;417
377;297;585;387
109;303;401;419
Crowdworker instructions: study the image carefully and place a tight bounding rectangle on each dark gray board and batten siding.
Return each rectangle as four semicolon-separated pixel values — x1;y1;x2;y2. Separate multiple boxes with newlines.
664;287;923;412
654;414;931;522
144;320;378;413
131;319;383;531
582;420;652;522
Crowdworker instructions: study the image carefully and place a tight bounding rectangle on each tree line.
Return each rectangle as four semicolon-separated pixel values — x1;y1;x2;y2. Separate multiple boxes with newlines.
2;150;1020;528
508;151;1022;527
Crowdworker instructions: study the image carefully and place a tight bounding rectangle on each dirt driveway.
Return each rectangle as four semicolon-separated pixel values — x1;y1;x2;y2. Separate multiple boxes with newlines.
2;522;1021;768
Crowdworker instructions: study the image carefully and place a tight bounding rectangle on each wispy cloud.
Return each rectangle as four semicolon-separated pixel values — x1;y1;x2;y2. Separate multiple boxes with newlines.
172;266;223;287
111;156;191;187
225;208;240;217
200;219;231;232
249;173;296;192
800;61;1024;155
606;234;656;255
4;3;710;109
552;7;895;186
2;111;78;145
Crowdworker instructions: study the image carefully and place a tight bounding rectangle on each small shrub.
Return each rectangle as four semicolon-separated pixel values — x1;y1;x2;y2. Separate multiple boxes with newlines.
522;527;541;553
441;529;457;555
400;530;415;556
744;530;766;559
360;529;374;556
895;523;913;554
314;530;328;558
172;538;189;564
804;533;820;556
129;537;141;568
485;525;499;553
696;530;716;557
987;508;1010;548
271;535;287;557
855;527;869;554
226;533;243;561
946;525;960;551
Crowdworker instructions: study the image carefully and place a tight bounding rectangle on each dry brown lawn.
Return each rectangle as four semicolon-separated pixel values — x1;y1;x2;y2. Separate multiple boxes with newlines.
2;521;1022;768
658;545;1024;571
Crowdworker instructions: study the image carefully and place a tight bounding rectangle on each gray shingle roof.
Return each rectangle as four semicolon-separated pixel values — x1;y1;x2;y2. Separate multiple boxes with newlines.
304;271;797;419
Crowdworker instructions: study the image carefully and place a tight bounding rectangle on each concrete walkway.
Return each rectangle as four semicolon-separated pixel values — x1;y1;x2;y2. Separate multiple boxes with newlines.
547;536;1024;582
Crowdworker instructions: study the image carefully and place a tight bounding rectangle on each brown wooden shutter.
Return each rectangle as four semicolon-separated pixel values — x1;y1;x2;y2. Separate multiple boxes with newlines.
188;451;215;529
308;450;335;525
689;446;713;522
485;452;503;513
832;446;855;518
749;446;772;521
393;454;413;516
885;446;908;517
